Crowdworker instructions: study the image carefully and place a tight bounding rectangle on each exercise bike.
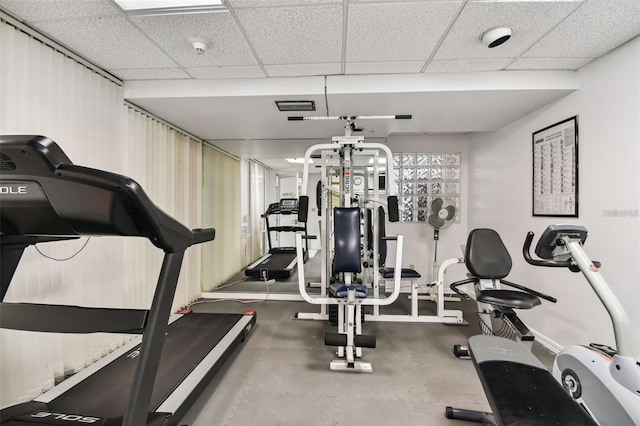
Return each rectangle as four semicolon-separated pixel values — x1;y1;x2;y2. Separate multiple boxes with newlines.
523;224;640;426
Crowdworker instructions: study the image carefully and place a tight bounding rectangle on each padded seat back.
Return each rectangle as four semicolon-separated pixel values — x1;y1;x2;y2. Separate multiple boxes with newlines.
332;207;362;275
378;206;388;266
465;229;512;279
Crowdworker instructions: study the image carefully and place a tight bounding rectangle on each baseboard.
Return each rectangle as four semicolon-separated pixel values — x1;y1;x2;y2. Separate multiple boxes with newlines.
530;326;563;355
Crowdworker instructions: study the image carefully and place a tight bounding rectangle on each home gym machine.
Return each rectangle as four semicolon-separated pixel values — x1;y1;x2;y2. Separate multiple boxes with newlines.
0;135;256;426
291;115;463;325
244;198;308;280
291;115;407;372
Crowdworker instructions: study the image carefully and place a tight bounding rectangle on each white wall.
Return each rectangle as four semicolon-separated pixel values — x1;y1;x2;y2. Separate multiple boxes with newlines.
385;135;470;283
467;37;640;353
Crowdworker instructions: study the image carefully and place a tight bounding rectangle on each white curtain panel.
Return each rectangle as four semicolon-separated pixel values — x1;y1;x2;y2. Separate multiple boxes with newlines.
250;161;266;260
0;19;203;409
201;144;242;290
239;159;266;272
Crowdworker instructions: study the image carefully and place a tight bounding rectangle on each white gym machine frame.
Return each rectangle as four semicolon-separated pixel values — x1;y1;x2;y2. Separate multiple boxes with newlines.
294;115;464;325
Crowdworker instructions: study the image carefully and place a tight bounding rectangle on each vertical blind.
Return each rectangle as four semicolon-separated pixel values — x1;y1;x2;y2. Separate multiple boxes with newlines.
240;159;267;267
0;19;206;408
250;161;266;260
201;144;242;290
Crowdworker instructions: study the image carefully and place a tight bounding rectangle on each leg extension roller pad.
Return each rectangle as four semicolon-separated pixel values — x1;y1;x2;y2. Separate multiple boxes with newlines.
325;332;376;348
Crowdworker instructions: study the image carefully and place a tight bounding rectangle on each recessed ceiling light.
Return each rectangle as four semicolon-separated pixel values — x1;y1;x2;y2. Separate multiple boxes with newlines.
276;101;316;112
113;0;225;14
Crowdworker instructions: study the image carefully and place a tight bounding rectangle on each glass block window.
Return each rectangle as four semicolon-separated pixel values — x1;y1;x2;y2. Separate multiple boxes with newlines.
392;152;461;223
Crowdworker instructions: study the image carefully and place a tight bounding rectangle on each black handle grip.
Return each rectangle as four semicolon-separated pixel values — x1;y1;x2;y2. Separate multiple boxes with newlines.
500;279;557;303
449;278;475;300
288;116;304;121
192;228;215;245
395;115;412;119
297;195;309;222
388;196;399;222
302;235;317;240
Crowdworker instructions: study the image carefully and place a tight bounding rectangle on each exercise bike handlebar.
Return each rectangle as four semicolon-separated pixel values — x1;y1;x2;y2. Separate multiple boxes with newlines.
499;278;557;303
449;278;474;300
523;232;573;268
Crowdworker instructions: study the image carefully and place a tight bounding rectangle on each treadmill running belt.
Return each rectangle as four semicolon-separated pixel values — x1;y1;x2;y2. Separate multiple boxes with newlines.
48;313;243;418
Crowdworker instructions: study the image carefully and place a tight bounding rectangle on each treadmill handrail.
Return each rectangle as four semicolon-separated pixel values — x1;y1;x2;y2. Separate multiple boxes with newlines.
0;302;148;334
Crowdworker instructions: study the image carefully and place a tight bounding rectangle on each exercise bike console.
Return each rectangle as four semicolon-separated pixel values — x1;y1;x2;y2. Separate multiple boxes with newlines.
534;224;588;260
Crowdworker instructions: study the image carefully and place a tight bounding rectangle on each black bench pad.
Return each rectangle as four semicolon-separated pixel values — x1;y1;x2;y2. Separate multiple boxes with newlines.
470;335;596;426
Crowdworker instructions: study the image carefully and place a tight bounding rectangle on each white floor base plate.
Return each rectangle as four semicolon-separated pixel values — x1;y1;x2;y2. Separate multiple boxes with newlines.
329;360;373;373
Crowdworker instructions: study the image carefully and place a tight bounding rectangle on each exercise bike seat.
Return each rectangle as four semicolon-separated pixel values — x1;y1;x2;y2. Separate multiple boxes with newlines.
469;335;597;426
466;229;541;309
476;289;541;309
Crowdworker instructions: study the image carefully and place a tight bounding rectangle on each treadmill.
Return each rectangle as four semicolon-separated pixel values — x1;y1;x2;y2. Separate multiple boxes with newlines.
0;135;257;426
244;198;308;280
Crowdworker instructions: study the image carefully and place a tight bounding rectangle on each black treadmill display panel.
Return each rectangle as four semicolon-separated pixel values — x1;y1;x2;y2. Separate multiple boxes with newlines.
279;199;297;212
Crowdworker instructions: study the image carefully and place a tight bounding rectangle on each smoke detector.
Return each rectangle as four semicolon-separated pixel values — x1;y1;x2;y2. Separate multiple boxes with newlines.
192;41;208;55
480;26;512;48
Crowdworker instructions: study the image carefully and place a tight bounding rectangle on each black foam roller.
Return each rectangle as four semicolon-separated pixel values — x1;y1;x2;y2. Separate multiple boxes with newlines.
325;332;347;347
354;334;376;348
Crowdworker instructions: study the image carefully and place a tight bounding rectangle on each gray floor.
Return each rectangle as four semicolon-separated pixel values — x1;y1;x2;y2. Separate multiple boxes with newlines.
180;259;556;426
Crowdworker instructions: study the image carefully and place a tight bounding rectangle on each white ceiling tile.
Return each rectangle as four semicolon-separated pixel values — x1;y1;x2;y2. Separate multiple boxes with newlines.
111;68;190;80
346;2;462;62
434;1;581;60
186;65;265;78
0;0;119;22
131;12;258;66
508;57;593;70
235;4;342;64
345;61;425;74
524;1;640;59
265;63;341;77
228;0;337;6
424;58;513;73
34;16;177;69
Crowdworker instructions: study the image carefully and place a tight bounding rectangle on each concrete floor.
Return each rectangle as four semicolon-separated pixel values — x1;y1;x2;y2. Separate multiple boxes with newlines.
179;258;556;426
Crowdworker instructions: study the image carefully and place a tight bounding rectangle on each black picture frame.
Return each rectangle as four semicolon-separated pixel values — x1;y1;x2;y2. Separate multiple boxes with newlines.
532;116;579;217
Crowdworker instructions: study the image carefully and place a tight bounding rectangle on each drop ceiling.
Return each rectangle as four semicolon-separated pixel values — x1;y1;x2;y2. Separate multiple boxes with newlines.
1;0;639;171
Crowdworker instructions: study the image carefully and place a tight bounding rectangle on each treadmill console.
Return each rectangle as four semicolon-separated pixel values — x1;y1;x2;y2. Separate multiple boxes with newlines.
535;224;588;260
279;198;298;213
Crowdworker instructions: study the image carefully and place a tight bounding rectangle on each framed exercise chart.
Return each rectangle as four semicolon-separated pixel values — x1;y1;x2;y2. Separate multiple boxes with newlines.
532;116;578;217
